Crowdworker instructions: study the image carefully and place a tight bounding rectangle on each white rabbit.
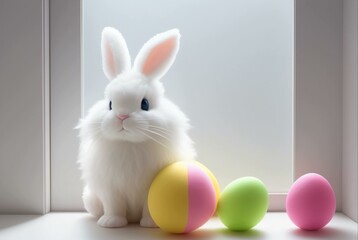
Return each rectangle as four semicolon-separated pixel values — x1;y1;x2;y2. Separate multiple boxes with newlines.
77;27;196;228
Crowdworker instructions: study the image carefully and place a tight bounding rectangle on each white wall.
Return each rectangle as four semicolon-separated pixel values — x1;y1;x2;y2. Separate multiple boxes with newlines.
0;0;49;214
342;0;358;222
295;0;343;210
50;0;82;211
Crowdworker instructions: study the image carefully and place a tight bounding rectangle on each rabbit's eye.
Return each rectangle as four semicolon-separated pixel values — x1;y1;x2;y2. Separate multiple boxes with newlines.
109;101;112;110
141;98;149;111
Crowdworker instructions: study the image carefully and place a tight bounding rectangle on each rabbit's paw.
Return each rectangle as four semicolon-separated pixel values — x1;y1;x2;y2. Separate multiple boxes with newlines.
97;215;127;228
83;190;103;218
140;216;157;228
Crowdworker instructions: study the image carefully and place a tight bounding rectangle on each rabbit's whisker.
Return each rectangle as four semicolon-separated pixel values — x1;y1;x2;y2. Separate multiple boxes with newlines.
146;125;172;132
140;128;171;141
137;123;172;134
135;128;169;149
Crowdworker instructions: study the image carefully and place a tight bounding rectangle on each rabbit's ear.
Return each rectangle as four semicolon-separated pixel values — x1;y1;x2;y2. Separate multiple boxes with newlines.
101;27;131;80
133;29;180;81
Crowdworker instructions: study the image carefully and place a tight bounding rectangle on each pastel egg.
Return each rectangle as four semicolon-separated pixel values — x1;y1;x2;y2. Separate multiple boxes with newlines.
193;160;221;205
286;173;336;230
218;177;268;231
148;161;218;233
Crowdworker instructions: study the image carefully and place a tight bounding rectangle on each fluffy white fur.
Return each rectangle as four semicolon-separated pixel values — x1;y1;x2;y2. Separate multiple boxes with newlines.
77;27;196;228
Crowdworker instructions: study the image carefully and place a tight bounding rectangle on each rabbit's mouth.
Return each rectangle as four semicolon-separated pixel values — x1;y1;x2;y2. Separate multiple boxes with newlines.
117;127;126;133
117;127;133;137
114;128;131;139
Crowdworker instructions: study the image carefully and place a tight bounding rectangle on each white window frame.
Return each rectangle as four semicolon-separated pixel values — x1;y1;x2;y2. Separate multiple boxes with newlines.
47;0;344;212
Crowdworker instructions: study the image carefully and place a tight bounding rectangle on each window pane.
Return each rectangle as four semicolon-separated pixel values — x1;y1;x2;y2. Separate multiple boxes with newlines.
83;0;293;192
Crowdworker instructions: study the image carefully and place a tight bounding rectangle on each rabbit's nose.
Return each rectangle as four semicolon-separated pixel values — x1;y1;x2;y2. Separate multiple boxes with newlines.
117;114;129;121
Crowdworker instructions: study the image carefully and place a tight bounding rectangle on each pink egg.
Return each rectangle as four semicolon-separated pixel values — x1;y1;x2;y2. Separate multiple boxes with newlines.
286;173;336;230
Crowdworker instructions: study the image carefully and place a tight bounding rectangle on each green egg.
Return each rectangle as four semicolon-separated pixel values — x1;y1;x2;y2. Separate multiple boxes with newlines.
218;177;268;231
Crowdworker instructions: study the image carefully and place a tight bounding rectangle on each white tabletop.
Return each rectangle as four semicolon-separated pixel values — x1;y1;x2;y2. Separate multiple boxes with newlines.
0;212;356;240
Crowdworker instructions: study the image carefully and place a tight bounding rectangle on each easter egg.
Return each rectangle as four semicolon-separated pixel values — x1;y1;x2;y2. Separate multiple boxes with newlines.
218;177;268;231
193;160;221;204
286;173;336;230
148;161;218;233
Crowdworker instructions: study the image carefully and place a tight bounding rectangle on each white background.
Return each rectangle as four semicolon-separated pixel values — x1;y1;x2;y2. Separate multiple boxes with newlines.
83;0;293;193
